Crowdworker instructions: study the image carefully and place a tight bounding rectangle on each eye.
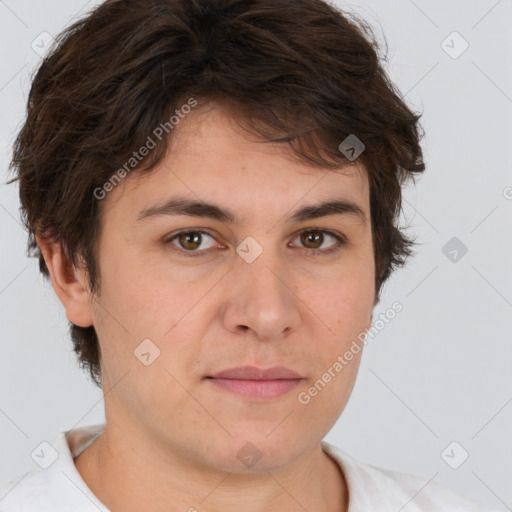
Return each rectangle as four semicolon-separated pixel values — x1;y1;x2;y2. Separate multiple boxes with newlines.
166;230;220;257
290;229;345;255
165;228;346;258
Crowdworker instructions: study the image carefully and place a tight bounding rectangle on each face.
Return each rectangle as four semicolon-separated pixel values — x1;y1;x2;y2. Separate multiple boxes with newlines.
86;102;375;472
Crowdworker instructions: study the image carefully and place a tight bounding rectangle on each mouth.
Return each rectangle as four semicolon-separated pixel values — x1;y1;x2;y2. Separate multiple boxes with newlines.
205;366;305;401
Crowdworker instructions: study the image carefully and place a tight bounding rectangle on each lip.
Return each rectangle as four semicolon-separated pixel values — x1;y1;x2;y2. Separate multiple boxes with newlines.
206;366;304;400
209;365;303;380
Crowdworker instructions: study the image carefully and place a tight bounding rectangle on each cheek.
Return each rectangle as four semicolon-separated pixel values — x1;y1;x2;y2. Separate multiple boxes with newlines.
334;283;373;338
295;338;363;433
95;239;179;334
91;260;207;392
307;265;374;343
293;267;372;407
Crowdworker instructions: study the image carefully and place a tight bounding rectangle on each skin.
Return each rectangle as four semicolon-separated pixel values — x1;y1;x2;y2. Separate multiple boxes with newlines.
38;101;376;512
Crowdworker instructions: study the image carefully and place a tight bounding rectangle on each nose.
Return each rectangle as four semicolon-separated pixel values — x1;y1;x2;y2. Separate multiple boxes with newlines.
221;248;302;341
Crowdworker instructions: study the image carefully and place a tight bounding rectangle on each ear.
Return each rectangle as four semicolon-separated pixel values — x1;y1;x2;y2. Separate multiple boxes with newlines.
36;235;94;328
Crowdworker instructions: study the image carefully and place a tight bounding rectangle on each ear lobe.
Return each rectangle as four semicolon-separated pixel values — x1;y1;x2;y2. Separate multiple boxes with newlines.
36;235;94;328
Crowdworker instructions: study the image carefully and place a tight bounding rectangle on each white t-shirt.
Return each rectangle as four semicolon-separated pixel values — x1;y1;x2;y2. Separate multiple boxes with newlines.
0;424;498;511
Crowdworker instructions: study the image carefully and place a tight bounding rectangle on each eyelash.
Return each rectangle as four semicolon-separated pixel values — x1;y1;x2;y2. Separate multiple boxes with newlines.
164;228;346;258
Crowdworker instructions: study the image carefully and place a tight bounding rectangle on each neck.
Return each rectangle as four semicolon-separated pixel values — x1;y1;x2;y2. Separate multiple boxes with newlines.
74;424;348;512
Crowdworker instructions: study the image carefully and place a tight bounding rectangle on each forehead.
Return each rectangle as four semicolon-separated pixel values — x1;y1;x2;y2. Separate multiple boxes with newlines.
101;102;370;225
168;101;366;185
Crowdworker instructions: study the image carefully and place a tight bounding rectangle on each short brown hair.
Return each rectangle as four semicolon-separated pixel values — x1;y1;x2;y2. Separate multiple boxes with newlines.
8;0;425;388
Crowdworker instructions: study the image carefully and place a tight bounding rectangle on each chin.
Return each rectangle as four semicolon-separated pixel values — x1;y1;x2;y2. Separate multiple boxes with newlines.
212;428;313;473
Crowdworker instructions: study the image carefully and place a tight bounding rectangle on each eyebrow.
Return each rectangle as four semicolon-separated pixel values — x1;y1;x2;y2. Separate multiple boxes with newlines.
136;196;367;226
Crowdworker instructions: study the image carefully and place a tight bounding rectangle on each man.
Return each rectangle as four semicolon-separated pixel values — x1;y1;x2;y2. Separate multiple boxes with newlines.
0;0;499;510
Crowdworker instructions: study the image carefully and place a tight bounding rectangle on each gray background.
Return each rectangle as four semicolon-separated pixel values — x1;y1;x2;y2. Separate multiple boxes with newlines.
1;0;511;509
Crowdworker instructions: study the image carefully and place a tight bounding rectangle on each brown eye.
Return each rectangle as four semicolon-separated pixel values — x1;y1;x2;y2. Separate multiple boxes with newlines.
291;229;345;255
300;230;324;249
167;230;217;254
177;232;202;250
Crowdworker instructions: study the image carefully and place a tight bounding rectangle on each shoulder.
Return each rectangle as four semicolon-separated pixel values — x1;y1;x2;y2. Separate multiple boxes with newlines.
0;425;107;512
0;469;58;511
0;463;107;512
321;441;500;512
